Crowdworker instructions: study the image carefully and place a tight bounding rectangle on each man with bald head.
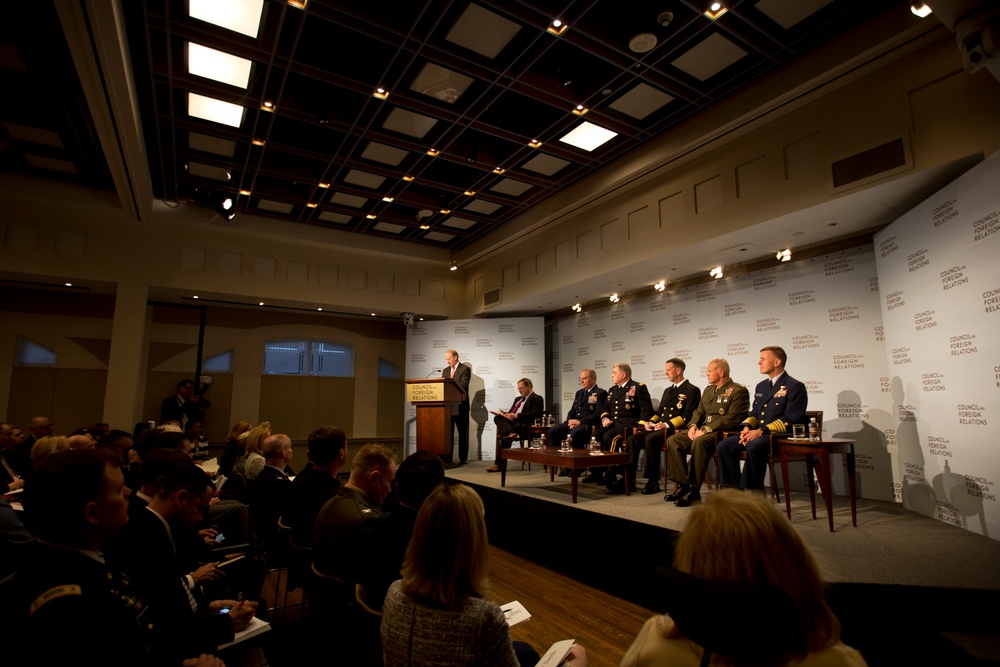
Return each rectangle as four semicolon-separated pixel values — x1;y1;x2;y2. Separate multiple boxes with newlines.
249;434;294;547
665;358;750;507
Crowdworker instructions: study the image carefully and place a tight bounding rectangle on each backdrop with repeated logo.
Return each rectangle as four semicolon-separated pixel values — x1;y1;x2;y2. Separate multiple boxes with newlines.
404;318;545;461
874;151;1000;539
549;247;898;504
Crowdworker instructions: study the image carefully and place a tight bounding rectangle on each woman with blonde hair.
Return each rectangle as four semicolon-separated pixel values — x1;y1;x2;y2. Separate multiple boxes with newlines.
220;419;253;477
381;483;584;667
621;489;866;667
30;435;70;468
233;421;271;481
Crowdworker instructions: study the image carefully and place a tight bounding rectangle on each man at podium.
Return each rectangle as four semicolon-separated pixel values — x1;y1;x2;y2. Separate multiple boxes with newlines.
442;349;471;464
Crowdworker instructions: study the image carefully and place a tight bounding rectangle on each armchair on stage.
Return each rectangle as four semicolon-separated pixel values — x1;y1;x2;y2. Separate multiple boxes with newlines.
405;378;465;458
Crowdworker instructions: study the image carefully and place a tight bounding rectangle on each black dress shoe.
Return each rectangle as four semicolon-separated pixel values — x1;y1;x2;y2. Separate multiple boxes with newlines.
664;486;690;502
675;491;702;507
641;483;661;495
607;479;637;494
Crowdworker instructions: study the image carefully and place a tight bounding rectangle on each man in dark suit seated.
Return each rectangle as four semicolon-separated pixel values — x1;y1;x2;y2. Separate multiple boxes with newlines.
486;377;544;473
717;346;808;492
287;425;347;547
106;456;257;662
248;433;294;555
9;448;225;667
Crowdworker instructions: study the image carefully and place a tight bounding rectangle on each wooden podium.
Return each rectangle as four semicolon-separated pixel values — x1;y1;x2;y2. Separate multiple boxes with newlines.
406;378;465;457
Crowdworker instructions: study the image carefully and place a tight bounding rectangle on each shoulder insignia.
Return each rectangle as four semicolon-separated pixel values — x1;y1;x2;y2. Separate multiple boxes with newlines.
30;585;82;615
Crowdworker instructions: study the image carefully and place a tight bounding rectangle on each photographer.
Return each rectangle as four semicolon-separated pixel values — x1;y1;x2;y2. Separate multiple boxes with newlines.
162;379;211;430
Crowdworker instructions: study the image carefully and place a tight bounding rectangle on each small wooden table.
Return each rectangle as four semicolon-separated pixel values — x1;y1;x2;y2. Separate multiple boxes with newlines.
500;447;630;503
778;437;857;532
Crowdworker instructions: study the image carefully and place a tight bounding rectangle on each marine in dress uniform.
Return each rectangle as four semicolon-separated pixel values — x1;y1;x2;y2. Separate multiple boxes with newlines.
665;359;750;506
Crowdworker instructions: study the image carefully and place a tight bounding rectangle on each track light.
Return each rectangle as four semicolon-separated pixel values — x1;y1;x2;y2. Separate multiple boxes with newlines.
610;293;620;303
776;249;792;262
910;1;932;18
450;259;458;271
654;280;666;292
710;266;724;279
195;189;237;221
572;303;582;313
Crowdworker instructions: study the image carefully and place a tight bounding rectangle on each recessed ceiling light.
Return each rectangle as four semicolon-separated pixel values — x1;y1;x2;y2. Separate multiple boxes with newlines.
306;202;317;208
704;2;728;20
420;224;430;230
193;295;199;299
370;313;376;316
382;196;394;202
188;92;245;127
609;293;620;303
547;19;567;35
318;182;329;188
910;2;932;18
528;139;542;148
252;139;265;147
366;214;376;219
287;0;307;8
426;148;440;156
259;301;265;306
239;189;251;196
559;121;617;151
492;168;505;174
654;280;666;292
402;175;414;182
65;282;73;287
317;307;323;311
710;266;724;279
187;43;252;89
464;190;476;196
776;249;792;262
440;209;451;214
572;105;588;116
260;101;275;112
373;87;389;100
189;0;263;38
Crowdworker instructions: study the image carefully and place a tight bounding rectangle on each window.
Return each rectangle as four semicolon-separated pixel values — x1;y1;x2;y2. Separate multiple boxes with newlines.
15;336;57;366
378;357;401;379
204;349;234;373
263;339;354;376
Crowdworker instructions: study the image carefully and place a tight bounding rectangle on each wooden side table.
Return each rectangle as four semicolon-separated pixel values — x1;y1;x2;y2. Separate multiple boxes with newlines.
777;437;857;532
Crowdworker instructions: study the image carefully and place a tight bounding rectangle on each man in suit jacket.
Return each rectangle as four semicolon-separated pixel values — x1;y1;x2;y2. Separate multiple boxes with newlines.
160;379;207;430
249;433;294;555
588;363;653;487
717;346;808;491
442;349;472;464
665;358;750;506
288;425;346;546
547;368;607;449
487;378;544;472
106;457;257;661
612;358;700;495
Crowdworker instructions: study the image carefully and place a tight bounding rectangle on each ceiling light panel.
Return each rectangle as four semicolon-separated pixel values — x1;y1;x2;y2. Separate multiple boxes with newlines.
343;169;387;189
256;199;294;214
188;161;231;181
318;211;353;224
188;92;245;127
188;132;236;157
187;43;253;88
446;4;521;59
490;179;533;197
410;63;475;104
671;33;748;82
373;221;406;234
381;108;438;139
609;83;675;120
463;200;502;215
360;142;409;166
520;153;570;177
424;231;455;243
559;121;618;152
441;217;477;230
755;0;835;30
189;0;264;38
329;192;368;208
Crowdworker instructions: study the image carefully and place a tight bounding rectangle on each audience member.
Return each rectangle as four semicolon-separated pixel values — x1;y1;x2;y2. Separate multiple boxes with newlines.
381;483;587;667
360;451;445;609
29;434;70;468
106;457;257;661
287;425;347;546
621;490;866;667
717;346;808;492
1;423;32;478
665;358;749;507
487;377;544;473
312;443;397;583
233;421;271;481
10;448;227;667
614;358;700;495
248;433;294;551
0;426;25;492
162;378;208;430
220;420;253;477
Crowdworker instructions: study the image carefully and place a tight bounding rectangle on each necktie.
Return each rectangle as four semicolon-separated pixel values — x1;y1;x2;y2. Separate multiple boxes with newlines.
450;366;455;378
512;397;524;413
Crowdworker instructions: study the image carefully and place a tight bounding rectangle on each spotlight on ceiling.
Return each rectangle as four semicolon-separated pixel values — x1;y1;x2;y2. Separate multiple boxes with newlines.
704;2;728;20
572;303;582;313
910;1;932;18
710;266;724;279
654;280;666;292
776;249;792;262
610;293;620;303
450;259;458;271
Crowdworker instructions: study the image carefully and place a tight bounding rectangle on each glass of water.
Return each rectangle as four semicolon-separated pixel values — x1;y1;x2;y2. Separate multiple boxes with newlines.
792;424;806;439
